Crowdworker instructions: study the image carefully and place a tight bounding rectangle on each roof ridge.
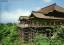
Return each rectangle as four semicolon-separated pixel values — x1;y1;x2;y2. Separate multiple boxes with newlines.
49;3;56;6
39;3;57;10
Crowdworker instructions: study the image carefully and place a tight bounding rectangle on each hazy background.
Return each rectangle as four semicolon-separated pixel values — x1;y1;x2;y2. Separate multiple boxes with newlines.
0;0;64;23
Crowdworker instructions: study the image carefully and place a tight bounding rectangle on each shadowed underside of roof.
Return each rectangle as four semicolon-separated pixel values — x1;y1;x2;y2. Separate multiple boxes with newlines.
45;10;64;17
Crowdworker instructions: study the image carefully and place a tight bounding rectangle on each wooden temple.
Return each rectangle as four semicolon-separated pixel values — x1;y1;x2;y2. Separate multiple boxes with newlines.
17;3;64;43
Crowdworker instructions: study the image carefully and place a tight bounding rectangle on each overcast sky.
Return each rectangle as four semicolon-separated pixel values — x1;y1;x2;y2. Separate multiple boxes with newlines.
0;0;64;23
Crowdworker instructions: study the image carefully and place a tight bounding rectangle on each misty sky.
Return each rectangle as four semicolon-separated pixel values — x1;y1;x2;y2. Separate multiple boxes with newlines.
0;0;64;23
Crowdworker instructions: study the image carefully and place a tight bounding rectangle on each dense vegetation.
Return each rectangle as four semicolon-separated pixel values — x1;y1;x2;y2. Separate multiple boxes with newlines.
33;25;64;45
0;23;64;45
0;23;21;45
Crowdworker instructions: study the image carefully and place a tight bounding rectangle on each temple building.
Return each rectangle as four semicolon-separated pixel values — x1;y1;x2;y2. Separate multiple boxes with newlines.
17;3;64;43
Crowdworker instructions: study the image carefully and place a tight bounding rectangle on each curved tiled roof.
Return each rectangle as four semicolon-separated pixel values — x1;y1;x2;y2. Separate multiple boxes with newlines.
30;3;64;20
32;12;64;20
37;3;64;14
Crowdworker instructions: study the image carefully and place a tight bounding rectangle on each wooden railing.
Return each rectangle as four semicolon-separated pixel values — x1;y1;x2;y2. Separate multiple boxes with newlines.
17;23;54;28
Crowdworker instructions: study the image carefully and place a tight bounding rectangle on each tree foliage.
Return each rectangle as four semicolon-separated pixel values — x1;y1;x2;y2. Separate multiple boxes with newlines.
0;23;21;45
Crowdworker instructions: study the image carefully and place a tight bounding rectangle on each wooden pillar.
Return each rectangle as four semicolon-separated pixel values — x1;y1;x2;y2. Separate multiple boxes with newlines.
29;31;33;45
21;29;24;43
45;22;47;26
53;21;55;25
60;21;62;25
49;21;51;26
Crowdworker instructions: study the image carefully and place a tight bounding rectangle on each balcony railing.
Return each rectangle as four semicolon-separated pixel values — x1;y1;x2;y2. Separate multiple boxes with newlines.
17;23;55;28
